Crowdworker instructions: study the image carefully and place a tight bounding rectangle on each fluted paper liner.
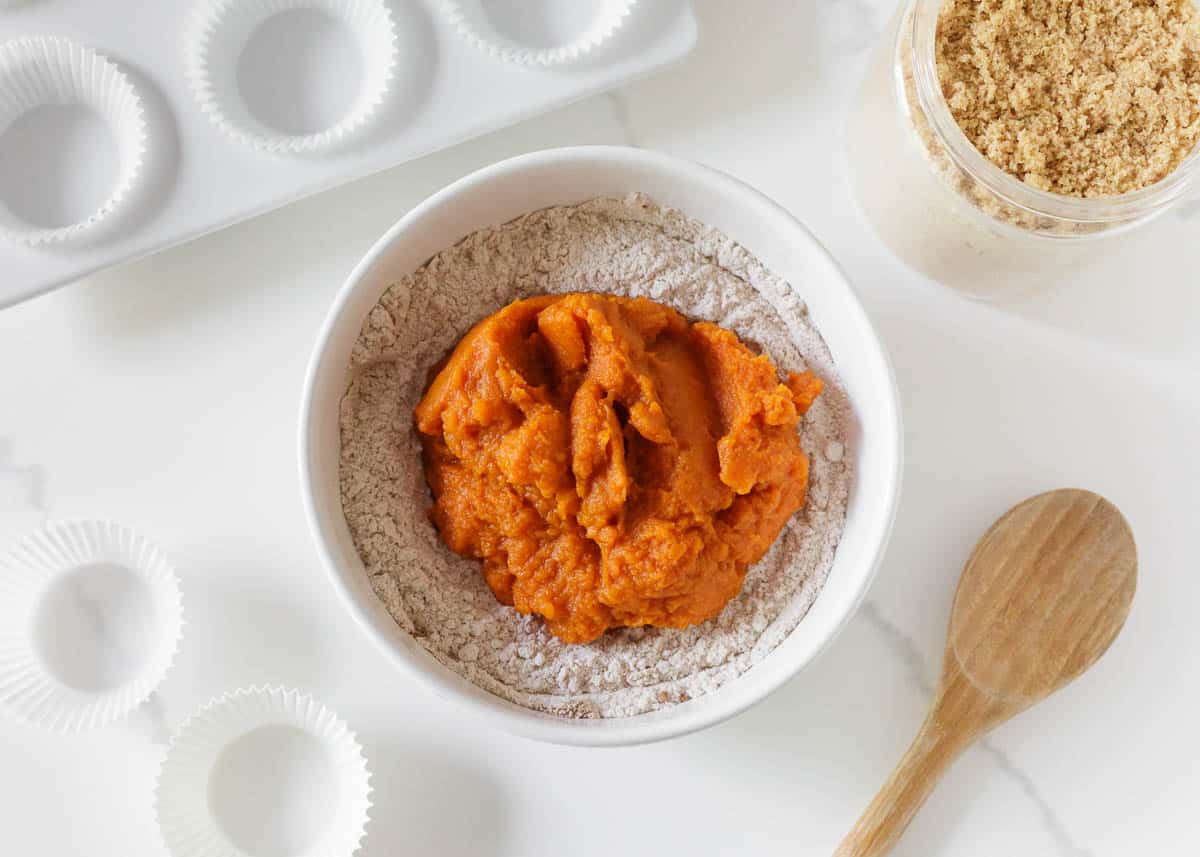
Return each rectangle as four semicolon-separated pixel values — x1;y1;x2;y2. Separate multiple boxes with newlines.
183;0;397;154
437;0;639;66
0;520;183;732
0;37;147;246
156;686;372;857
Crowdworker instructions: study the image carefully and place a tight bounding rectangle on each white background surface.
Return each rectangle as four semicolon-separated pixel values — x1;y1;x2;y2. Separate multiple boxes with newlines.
1;1;1197;854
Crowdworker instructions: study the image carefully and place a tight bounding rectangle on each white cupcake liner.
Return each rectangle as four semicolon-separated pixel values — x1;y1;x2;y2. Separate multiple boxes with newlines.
437;0;639;66
0;37;147;246
0;520;183;732
183;0;397;155
156;686;372;857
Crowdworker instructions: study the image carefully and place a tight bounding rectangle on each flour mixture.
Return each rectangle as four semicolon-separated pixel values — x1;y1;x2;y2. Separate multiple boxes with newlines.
338;194;852;718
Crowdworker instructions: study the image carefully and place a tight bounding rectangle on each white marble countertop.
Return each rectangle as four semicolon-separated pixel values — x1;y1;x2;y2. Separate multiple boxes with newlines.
1;1;1196;854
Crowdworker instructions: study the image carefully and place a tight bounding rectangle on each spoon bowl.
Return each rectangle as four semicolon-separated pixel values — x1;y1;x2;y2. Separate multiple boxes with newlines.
950;489;1136;708
836;488;1137;857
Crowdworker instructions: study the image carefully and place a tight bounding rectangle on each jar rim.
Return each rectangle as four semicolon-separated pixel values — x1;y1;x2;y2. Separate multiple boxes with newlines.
908;0;1200;224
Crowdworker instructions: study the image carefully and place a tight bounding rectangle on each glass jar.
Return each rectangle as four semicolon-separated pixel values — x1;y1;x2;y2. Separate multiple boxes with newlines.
850;0;1200;299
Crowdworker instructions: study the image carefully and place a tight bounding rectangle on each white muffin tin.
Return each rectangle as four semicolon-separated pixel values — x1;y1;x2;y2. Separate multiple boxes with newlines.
0;0;696;307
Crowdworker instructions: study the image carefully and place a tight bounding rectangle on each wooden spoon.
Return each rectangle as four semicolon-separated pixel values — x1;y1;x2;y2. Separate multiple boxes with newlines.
835;488;1136;857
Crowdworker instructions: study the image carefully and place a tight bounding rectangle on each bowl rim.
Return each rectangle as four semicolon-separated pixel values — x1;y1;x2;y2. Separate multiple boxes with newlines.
299;145;903;746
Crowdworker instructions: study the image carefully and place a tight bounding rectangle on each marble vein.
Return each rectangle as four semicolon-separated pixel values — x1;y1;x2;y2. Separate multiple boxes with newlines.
0;439;46;541
0;440;176;746
858;600;1094;857
135;692;173;747
606;91;639;147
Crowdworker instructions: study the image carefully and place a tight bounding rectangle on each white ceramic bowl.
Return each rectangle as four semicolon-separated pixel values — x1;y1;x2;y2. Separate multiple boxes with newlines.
299;146;902;747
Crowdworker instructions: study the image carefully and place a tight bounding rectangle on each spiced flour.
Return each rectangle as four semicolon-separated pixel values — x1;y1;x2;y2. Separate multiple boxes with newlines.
338;194;852;718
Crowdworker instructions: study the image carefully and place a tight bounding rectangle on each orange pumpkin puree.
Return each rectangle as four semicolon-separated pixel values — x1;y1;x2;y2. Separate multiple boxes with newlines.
414;293;823;644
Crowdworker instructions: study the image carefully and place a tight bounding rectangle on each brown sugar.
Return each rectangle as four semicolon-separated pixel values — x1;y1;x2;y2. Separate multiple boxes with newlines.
414;293;823;644
936;0;1200;197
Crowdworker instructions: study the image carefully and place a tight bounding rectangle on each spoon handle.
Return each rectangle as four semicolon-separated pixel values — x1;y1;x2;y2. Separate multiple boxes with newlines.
833;708;973;857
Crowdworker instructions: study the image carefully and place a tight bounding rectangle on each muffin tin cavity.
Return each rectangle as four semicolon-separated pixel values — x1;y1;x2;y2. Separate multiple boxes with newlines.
0;37;146;245
438;0;639;65
183;0;397;154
